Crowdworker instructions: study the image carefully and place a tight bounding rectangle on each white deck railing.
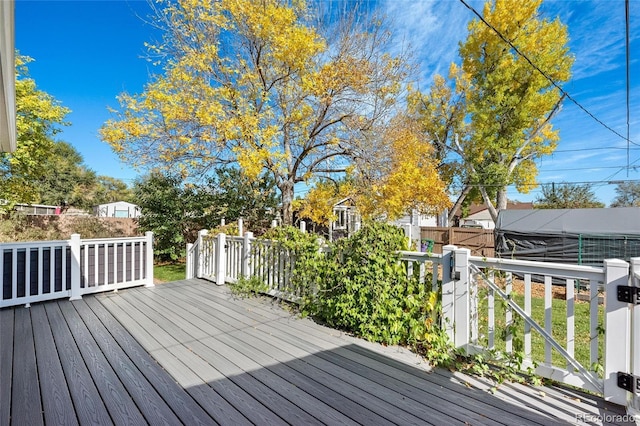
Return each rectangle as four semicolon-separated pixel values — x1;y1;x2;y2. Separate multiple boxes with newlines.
1;232;154;308
187;231;638;405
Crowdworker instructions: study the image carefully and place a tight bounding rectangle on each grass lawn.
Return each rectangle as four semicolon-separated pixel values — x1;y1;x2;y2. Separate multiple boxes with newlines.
154;263;187;283
477;285;604;373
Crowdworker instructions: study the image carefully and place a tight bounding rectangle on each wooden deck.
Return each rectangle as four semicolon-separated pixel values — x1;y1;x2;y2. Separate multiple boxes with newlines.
0;278;633;425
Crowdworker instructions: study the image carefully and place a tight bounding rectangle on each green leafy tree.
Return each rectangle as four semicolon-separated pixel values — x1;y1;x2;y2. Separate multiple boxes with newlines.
534;183;603;209
100;0;449;225
133;172;207;261
410;0;573;223
135;168;277;260
1;54;70;210
35;141;133;211
610;182;640;207
205;167;278;234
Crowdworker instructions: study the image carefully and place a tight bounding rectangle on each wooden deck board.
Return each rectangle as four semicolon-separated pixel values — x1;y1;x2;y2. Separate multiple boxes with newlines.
43;302;113;425
56;301;148;425
11;308;44;426
68;300;183;425
0;308;14;426
30;304;78;426
1;278;634;425
183;283;545;424
81;297;216;426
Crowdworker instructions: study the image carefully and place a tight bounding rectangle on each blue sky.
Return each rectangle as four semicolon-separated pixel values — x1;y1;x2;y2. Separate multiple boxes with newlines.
14;0;640;206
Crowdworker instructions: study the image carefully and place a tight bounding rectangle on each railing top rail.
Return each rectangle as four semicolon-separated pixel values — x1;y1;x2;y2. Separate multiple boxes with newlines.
0;239;70;248
470;255;606;281
81;236;147;244
399;250;443;263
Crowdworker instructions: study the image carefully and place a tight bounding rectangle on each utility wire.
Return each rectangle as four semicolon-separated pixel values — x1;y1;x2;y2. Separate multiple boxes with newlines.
626;0;631;174
457;0;637;148
554;146;640;153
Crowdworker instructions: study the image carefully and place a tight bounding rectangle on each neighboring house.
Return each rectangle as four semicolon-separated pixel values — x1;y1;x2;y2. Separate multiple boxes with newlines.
14;203;59;215
330;198;447;246
0;1;16;153
457;201;534;229
391;210;448;248
94;201;141;218
330;197;360;240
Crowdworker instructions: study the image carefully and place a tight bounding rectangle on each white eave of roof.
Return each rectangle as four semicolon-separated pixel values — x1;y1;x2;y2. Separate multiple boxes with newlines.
0;0;16;153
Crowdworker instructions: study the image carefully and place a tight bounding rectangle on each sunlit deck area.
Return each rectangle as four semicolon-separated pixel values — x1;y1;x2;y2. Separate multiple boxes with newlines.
0;278;633;425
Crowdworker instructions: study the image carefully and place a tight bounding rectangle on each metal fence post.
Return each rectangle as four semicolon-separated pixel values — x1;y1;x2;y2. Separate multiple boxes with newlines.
215;232;227;286
453;247;471;351
603;258;630;405
441;245;456;343
69;234;82;301
144;231;154;287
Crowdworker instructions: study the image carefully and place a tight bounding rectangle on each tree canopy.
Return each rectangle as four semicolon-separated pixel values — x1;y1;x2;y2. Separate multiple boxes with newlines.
101;0;449;224
134;167;278;260
36;141;134;210
1;54;70;210
610;182;640;207
534;183;604;209
409;0;573;223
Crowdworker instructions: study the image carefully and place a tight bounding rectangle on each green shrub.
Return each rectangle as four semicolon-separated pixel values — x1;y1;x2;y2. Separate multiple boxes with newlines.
300;222;440;347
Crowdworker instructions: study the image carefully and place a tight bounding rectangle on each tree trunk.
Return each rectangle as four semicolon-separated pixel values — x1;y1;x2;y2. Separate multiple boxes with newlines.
279;180;294;226
479;185;508;224
448;185;472;225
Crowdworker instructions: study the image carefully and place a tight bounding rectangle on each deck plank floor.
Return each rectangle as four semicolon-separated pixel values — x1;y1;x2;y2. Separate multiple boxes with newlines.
0;278;634;425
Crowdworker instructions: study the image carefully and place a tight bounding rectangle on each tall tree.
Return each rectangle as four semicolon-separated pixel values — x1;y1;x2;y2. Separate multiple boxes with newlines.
410;0;573;223
610;182;640;207
204;167;279;233
100;0;447;224
534;183;603;209
0;54;70;210
35;141;133;210
134;172;205;261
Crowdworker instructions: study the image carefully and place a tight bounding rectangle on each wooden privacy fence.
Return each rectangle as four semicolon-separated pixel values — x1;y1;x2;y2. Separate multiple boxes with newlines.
188;229;640;407
420;226;494;257
0;232;154;308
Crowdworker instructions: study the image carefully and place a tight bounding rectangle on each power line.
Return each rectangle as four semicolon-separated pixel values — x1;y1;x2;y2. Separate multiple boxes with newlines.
626;0;631;174
457;0;637;148
554;146;640;153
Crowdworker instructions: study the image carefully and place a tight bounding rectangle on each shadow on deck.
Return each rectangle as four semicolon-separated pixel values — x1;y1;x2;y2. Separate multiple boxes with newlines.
0;278;632;425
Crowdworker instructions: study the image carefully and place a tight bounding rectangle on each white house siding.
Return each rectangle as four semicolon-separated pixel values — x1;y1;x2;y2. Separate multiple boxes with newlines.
94;201;141;218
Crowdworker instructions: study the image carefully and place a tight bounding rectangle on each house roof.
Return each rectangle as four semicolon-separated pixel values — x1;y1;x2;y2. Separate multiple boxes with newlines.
0;0;16;153
496;207;640;235
94;201;139;208
466;201;534;216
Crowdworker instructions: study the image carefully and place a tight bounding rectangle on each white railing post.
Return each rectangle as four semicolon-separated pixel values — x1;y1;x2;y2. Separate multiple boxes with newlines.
186;243;194;279
453;247;471;351
300;221;306;233
603;258;630;405
630;258;640;418
69;234;82;301
238;219;243;237
441;245;456;343
144;231;154;287
242;232;253;278
197;229;208;279
215;232;227;286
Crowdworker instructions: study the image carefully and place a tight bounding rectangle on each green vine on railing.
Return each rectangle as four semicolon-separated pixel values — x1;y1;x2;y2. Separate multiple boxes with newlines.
231;222;547;388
